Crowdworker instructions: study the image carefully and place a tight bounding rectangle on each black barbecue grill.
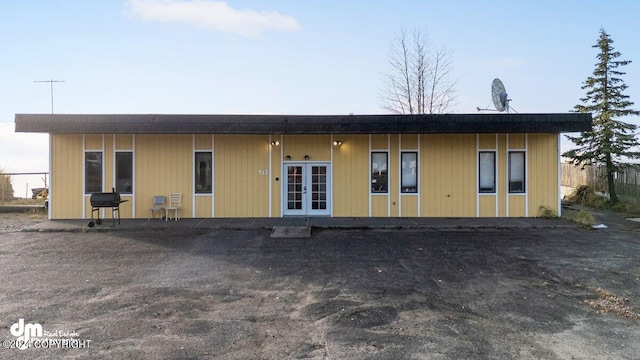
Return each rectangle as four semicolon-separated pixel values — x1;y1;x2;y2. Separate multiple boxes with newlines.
88;188;128;227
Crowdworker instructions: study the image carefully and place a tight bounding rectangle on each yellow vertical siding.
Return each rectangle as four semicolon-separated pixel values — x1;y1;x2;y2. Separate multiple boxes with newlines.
115;134;133;150
509;134;525;149
50;135;83;219
400;195;418;216
528;133;559;216
389;135;399;217
421;134;476;217
479;195;497;217
49;131;561;220
509;195;526;217
194;196;213;217
134;135;192;219
85;135;103;150
104;135;114;192
371;195;388;217
118;195;133;218
215;135;269;217
497;134;507;216
84;197;92;219
333;134;368;217
194;134;212;150
400;134;418;149
271;136;282;217
370;134;388;150
282;135;330;161
479;134;496;149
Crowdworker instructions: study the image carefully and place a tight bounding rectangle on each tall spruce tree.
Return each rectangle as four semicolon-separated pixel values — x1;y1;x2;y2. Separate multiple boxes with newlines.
564;28;640;204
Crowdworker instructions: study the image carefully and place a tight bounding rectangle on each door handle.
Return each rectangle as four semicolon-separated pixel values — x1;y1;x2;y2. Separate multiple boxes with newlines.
303;186;307;194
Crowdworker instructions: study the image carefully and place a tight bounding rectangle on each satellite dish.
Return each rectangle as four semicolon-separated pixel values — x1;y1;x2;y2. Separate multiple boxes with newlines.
491;78;508;112
476;78;516;113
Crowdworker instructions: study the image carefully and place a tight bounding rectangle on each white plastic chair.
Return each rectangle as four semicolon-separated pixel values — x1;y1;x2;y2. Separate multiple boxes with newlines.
165;193;181;221
148;196;165;220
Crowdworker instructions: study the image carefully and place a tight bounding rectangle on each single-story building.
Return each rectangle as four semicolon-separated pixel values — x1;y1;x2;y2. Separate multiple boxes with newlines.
15;113;591;220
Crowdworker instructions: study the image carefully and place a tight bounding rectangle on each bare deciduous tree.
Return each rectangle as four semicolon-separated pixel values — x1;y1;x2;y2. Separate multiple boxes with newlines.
380;28;457;114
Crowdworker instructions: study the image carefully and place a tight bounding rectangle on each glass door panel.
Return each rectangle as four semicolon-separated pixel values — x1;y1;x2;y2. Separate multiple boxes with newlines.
283;163;331;216
287;166;303;211
310;166;327;211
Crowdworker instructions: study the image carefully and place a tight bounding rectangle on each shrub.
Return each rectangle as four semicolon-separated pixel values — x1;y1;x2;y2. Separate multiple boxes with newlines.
537;205;557;218
566;185;608;208
571;209;595;227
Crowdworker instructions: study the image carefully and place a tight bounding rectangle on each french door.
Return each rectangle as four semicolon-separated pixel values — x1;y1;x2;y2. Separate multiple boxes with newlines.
283;163;331;216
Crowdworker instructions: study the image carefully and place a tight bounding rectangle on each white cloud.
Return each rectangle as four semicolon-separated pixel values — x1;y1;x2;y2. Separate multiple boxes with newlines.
127;0;302;37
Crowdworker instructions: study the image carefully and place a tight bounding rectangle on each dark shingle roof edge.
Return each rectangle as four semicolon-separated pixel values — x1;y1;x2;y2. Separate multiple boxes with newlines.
15;113;592;134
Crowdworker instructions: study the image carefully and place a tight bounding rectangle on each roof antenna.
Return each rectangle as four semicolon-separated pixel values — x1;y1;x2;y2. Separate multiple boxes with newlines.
34;79;65;115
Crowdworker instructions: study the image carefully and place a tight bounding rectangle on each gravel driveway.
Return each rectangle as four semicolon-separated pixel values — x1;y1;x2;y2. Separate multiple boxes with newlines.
0;213;639;359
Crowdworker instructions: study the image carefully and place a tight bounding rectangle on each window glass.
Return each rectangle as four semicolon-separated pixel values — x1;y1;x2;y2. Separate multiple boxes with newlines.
509;151;525;193
287;166;302;210
195;152;213;194
401;152;418;193
479;152;496;193
311;165;327;210
115;152;133;194
85;152;102;194
371;152;388;193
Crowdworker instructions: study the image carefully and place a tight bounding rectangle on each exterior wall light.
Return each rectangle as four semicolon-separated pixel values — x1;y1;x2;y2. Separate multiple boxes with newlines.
333;140;342;146
304;155;310;160
285;155;291;160
271;140;280;146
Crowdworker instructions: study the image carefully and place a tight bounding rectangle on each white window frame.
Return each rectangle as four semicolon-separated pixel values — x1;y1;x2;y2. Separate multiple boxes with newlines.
478;151;497;194
400;151;418;194
508;151;526;194
84;150;103;195
114;151;134;195
194;151;213;195
371;151;389;194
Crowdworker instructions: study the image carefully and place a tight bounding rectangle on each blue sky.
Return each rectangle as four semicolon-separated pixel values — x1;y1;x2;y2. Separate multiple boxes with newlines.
1;0;639;183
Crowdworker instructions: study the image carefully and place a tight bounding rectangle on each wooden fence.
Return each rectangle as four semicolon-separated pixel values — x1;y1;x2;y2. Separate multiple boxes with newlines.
561;163;640;202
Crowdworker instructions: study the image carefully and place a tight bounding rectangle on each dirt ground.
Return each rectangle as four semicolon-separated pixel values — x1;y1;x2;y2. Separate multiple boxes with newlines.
0;213;639;359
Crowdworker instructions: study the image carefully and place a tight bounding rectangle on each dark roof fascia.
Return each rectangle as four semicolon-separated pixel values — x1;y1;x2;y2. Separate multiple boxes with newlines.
15;113;592;134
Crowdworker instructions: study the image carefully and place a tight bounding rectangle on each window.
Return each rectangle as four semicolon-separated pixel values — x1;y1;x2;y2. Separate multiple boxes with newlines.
371;152;388;193
401;152;418;193
509;151;525;193
478;151;496;193
85;152;102;194
115;152;133;194
195;152;212;194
